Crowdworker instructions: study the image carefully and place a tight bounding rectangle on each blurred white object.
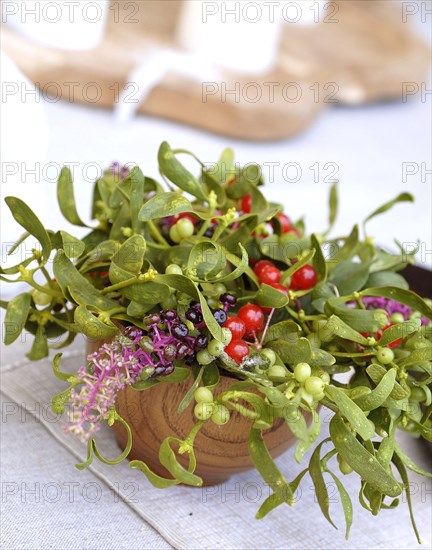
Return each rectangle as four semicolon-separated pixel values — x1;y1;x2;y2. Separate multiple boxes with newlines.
115;49;221;123
177;0;283;74
0;51;50;281
2;0;108;50
176;0;325;75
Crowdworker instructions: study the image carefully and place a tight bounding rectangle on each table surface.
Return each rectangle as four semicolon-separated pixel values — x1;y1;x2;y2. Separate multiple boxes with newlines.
1;339;431;550
1;7;431;549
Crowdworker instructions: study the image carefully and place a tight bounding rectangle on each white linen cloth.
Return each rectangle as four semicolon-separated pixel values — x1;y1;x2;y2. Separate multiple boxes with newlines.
1;339;431;550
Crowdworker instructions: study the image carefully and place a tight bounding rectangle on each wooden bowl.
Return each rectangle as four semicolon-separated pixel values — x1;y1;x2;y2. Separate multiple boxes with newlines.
86;341;299;485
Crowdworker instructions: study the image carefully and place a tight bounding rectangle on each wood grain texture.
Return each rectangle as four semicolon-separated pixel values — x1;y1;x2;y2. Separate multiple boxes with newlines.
112;376;297;486
86;339;299;486
2;0;429;140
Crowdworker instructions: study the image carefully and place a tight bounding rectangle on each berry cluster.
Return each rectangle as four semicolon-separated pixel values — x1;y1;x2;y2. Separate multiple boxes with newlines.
193;387;231;425
239;196;301;239
254;259;317;293
290;362;330;406
124;310;202;377
189;294;238;366
161;212;221;243
223;304;265;364
219;257;318;365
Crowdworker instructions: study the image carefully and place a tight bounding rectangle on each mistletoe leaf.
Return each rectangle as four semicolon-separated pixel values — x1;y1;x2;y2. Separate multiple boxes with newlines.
329;414;402;497
139;192;193;221
57;167;88;227
3;293;31;345
364;192;414;225
4;197;52;261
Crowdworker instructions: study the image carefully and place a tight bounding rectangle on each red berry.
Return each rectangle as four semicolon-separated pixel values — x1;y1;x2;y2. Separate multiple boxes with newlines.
223;316;246;340
253;260;274;277
273;213;292;233
262;282;288;314
258;265;281;285
290;264;317;291
241;194;252;214
238;304;265;338
388;338;403;348
224;339;249;364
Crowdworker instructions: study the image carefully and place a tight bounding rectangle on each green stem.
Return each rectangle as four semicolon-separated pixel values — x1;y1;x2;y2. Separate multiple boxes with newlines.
148;220;169;246
146;241;169;250
212;223;227;241
24;278;63;299
301;314;323;321
286;306;300;320
331;351;376;357
115;184;168;246
40;266;54;286
100;277;139;295
48;315;76;331
197;194;217;238
354;293;365;310
321;449;338;469
286;305;309;333
197;218;212;237
185;421;204;445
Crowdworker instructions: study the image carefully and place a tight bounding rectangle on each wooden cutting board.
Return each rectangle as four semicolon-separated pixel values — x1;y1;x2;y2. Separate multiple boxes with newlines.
2;0;429;140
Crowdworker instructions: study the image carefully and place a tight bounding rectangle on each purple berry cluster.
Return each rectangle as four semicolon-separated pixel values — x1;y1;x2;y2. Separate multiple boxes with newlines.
137;310;198;376
66;338;152;441
65;297;238;440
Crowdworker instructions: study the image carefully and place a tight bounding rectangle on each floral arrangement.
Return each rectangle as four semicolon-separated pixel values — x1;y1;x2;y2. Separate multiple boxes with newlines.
2;142;431;541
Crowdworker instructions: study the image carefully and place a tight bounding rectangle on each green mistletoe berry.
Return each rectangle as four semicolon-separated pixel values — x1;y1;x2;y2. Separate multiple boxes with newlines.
376;347;394;365
194;387;214;403
194;402;214;421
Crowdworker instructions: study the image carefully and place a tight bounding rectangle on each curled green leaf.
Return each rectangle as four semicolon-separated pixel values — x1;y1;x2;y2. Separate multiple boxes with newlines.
353;369;396;411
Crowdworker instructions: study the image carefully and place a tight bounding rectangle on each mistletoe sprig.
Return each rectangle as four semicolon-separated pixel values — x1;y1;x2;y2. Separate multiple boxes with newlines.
1;142;431;541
